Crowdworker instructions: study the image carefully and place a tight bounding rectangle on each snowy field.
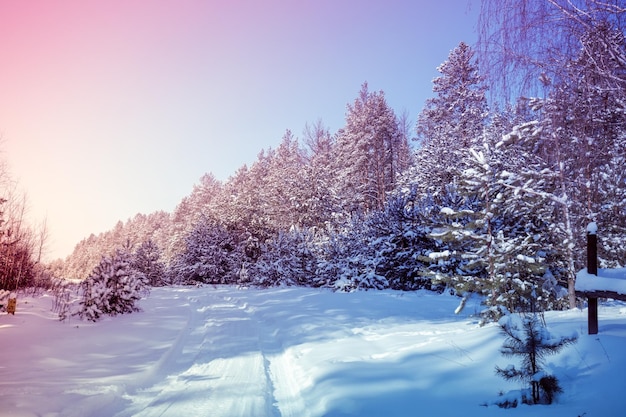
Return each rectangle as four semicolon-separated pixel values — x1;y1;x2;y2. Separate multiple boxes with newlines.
1;286;625;417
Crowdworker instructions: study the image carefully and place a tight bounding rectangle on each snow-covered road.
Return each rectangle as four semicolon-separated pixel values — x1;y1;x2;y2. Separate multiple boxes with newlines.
1;286;625;417
118;290;280;417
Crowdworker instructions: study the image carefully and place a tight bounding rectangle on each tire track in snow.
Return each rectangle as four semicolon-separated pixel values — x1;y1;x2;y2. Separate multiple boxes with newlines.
116;289;282;417
230;293;282;417
247;296;309;417
265;349;312;417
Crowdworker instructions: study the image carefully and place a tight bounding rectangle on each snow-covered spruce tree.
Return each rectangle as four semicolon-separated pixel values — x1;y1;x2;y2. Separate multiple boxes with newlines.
168;173;224;261
300;121;345;230
340;216;389;292
498;121;581;308
363;191;436;291
218;155;276;244
169;216;242;285
133;239;166;287
78;248;149;322
411;41;488;203
495;313;577;406
492;18;626;306
419;115;570;319
315;230;350;289
248;228;317;288
419;184;484;295
264;130;310;231
60;210;173;281
334;82;409;214
461;136;566;318
221;130;309;238
316;215;389;292
391;43;490;290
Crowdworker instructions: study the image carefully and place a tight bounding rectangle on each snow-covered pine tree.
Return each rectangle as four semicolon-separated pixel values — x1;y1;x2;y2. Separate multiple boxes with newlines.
218;153;275;243
168;173;224;261
420;184;483;295
248;227;317;288
391;43;490;286
264;130;309;231
362;191;435;291
318;214;389;292
300;121;344;230
410;41;488;202
78;248;149;322
133;239;166;287
334;83;408;214
170;216;242;285
499;22;626;303
421;113;570;318
458;135;567;318
493;119;582;308
60;210;173;280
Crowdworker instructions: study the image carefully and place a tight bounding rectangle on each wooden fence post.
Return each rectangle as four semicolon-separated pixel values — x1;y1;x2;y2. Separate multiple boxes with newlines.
587;224;598;335
7;293;16;315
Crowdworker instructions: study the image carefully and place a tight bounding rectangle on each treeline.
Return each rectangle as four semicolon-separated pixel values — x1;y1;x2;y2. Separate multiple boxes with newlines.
56;83;413;285
49;1;625;319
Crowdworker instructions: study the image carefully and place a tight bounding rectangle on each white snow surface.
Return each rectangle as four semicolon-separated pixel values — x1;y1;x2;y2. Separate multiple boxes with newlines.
587;222;598;235
576;268;626;295
1;286;626;416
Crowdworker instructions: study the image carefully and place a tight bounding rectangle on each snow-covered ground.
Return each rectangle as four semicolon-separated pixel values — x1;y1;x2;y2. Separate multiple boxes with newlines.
1;286;625;416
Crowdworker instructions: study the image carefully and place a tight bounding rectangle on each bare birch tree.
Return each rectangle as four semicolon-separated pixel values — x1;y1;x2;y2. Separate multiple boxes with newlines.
476;0;625;104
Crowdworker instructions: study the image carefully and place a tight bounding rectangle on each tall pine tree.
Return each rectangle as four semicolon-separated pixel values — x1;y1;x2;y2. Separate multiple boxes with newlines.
411;41;488;201
335;83;408;214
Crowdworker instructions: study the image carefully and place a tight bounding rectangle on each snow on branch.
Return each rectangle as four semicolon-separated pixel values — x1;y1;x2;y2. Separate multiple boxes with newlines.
498;182;569;206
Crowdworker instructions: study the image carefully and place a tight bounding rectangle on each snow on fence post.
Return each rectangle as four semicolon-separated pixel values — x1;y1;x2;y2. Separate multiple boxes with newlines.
587;222;598;335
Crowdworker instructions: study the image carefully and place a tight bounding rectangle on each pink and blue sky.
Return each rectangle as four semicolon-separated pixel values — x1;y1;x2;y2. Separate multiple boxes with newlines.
0;0;478;260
